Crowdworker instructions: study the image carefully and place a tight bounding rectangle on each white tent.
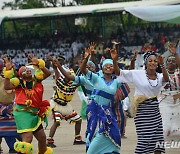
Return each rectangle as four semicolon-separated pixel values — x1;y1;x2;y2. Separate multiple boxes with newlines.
125;5;180;24
0;0;179;25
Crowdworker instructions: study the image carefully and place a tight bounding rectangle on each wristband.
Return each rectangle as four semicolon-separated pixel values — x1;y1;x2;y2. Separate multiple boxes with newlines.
38;59;45;69
10;77;20;87
33;59;45;70
3;68;14;79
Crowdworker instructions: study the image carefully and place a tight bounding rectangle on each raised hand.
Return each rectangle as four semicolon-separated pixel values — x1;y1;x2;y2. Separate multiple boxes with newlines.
169;42;176;55
46;55;53;62
89;42;96;53
1;54;10;64
52;58;60;68
1;55;13;70
104;48;111;53
110;48;118;61
27;54;39;66
157;54;164;65
143;43;151;53
84;48;91;59
132;49;138;61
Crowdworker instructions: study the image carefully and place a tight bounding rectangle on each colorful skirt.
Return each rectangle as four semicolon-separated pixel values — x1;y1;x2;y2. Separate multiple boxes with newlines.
13;104;42;133
134;97;165;154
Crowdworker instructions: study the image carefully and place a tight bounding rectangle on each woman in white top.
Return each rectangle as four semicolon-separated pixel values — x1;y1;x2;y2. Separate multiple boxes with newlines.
116;50;169;154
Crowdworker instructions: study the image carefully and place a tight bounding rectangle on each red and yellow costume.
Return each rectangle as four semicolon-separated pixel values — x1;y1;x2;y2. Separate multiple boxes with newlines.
13;79;50;133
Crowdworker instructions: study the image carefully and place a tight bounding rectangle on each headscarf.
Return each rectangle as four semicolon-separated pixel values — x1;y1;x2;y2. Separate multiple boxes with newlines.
102;59;113;68
144;51;158;65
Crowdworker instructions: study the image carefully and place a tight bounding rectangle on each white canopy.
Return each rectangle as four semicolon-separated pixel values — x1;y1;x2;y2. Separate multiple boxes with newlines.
0;0;179;24
125;5;180;23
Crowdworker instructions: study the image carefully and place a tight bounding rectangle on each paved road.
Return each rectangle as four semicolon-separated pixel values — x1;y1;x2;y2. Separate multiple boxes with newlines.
1;79;179;153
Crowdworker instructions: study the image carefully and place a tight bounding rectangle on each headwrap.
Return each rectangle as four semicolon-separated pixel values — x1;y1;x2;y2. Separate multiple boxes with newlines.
144;51;158;65
87;60;95;68
102;59;113;68
18;66;25;77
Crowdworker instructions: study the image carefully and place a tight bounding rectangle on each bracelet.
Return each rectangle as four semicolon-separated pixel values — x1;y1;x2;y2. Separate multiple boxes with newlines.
33;59;45;70
10;77;20;87
38;59;45;69
3;68;14;79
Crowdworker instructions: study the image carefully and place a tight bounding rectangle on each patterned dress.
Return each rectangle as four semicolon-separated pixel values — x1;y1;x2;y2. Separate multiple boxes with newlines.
85;71;121;154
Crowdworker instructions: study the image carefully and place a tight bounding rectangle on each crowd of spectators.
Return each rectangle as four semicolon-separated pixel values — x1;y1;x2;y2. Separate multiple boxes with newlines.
0;23;179;69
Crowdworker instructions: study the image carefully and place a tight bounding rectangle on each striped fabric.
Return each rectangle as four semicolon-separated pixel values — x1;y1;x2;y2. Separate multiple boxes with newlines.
134;98;165;154
0;103;19;137
169;70;180;91
54;77;77;105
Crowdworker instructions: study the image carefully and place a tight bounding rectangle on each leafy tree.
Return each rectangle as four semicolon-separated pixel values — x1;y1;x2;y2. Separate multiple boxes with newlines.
72;0;139;5
2;0;72;10
1;0;149;40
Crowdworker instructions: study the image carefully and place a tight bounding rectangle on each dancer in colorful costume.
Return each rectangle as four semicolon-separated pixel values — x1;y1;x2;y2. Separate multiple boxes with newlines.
3;55;53;154
117;50;169;154
46;55;85;147
80;47;122;154
50;54;96;151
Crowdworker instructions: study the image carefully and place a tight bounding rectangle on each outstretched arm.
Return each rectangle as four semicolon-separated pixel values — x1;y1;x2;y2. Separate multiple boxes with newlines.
110;48;120;76
110;41;120;76
169;43;180;69
158;55;169;82
80;48;91;75
89;42;99;69
3;58;16;90
28;55;51;80
46;55;60;80
129;49;138;70
53;58;75;81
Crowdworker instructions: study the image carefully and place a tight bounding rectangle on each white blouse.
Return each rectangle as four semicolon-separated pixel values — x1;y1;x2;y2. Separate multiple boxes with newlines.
117;70;163;98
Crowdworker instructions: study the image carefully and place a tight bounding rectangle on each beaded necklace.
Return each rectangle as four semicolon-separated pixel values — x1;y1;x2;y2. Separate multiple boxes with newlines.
146;70;159;87
20;79;36;106
23;80;35;97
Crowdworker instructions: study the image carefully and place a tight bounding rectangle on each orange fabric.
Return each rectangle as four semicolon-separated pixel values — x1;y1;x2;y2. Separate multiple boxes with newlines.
15;82;43;108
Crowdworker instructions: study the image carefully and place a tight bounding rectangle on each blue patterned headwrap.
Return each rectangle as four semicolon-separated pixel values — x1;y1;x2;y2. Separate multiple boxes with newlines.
102;59;113;68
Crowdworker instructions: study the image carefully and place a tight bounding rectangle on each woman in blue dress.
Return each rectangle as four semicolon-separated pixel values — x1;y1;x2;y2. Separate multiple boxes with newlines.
80;48;122;154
